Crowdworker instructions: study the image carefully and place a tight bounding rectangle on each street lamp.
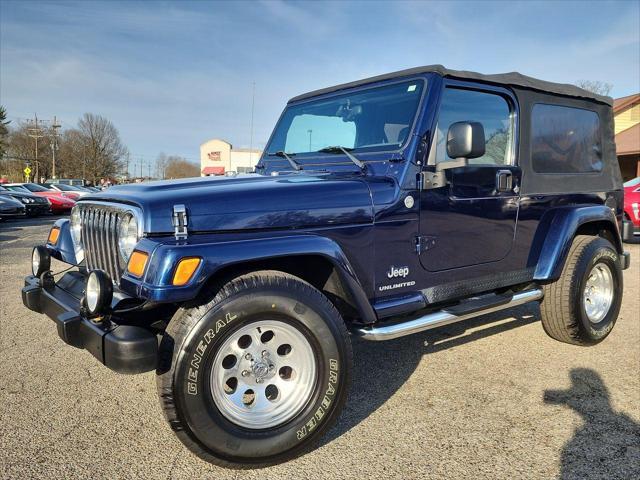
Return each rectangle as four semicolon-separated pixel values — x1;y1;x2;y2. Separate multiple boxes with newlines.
307;129;313;152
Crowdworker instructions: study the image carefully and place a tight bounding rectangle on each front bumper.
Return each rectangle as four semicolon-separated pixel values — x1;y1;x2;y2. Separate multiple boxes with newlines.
0;206;26;217
622;219;640;243
21;272;158;374
25;203;51;216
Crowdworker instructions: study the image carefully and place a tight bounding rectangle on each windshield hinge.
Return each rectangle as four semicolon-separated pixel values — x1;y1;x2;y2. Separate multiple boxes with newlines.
389;152;405;163
172;204;188;240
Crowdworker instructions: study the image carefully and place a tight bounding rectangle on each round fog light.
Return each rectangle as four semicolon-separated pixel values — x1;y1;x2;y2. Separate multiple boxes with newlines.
32;246;51;277
85;270;113;316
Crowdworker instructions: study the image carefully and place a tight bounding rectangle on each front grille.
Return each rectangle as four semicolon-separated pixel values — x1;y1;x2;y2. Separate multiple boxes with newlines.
78;203;124;282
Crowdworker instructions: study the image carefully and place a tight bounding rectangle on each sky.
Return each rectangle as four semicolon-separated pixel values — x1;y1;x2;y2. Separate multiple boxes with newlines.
1;0;639;172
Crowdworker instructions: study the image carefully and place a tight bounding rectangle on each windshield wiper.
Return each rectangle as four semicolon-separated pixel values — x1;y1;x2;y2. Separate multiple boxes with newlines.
268;151;302;171
317;146;366;170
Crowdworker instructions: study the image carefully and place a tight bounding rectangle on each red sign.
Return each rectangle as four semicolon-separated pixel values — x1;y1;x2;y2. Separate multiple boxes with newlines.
208;151;221;161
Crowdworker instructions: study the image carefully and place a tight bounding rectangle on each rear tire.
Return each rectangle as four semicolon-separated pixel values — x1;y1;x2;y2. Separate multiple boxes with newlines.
540;235;623;346
156;270;352;468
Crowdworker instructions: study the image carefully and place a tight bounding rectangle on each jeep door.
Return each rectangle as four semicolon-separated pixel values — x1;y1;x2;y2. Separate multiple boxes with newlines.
419;82;521;271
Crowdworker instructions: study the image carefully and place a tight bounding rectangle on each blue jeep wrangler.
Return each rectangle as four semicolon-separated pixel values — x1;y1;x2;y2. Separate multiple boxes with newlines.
22;65;630;467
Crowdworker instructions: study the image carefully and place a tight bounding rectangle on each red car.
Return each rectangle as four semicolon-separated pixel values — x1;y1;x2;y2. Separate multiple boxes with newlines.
4;183;76;214
623;177;640;243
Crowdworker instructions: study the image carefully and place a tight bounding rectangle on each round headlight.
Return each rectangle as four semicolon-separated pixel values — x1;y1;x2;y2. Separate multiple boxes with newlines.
118;213;139;262
85;270;113;315
70;207;82;246
32;245;51;277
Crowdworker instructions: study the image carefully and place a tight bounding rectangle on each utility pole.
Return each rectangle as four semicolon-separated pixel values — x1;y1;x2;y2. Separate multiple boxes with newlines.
82;143;88;183
50;116;61;178
249;81;255;171
27;114;45;182
308;129;313;151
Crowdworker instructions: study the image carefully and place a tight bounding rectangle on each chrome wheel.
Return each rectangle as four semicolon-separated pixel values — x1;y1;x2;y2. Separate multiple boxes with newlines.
583;263;614;324
210;320;317;429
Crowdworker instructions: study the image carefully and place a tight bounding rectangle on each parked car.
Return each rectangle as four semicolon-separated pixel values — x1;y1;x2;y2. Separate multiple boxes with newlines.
0;194;26;220
45;178;85;187
40;183;90;199
4;183;75;214
622;177;640;243
22;65;630;467
0;185;51;216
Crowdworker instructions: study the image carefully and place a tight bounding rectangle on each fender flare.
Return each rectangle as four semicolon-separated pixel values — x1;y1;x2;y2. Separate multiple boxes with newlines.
532;205;623;281
134;233;378;325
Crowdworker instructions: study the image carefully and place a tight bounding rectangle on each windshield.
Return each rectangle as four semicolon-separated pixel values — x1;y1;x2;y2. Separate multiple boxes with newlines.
21;183;52;192
623;177;640;188
6;185;31;192
265;79;425;157
51;184;78;191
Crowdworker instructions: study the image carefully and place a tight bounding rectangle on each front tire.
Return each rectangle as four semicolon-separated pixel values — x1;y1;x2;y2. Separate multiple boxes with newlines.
540;235;623;346
156;271;352;468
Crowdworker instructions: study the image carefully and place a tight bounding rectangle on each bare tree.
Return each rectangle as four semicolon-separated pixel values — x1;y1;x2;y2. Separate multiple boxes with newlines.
3;121;52;181
0;113;129;182
78;113;128;183
164;156;200;179
575;80;613;97
57;128;89;179
156;152;169;179
0;106;10;160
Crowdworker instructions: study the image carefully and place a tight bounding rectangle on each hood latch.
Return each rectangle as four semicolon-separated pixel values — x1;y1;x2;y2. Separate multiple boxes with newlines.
172;204;188;240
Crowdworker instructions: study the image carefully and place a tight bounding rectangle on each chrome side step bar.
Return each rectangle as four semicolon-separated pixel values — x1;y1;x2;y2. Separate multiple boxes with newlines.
356;289;544;341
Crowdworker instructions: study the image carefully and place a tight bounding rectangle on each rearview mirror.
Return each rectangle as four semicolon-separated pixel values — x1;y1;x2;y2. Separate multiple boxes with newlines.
446;121;485;162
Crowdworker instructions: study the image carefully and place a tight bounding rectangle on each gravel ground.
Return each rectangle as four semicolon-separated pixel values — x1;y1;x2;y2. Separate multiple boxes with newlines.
1;217;639;480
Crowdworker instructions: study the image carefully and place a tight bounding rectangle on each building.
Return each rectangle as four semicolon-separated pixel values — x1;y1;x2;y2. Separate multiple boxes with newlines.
200;139;262;176
613;93;640;181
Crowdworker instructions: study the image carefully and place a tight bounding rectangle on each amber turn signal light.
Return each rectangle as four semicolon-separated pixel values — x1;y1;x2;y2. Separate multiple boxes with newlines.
47;227;60;245
127;251;149;277
172;257;201;286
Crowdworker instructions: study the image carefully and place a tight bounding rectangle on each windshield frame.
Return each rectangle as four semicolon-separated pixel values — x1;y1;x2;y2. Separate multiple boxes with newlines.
262;76;428;165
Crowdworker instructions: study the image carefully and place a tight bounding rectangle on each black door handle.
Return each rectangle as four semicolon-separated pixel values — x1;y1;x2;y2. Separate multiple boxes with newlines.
496;170;513;192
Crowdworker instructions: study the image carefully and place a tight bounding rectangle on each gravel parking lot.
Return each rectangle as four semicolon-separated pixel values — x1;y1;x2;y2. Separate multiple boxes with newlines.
1;216;638;479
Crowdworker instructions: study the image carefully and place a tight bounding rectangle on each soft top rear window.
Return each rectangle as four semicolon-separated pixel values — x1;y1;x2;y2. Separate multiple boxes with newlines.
531;104;602;174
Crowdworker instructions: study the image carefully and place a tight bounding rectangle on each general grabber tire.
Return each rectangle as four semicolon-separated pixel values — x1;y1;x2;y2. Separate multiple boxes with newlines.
156;270;352;468
540;235;623;346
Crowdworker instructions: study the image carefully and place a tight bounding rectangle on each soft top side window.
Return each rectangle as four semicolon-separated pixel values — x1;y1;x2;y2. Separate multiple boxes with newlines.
531;104;602;174
433;87;514;166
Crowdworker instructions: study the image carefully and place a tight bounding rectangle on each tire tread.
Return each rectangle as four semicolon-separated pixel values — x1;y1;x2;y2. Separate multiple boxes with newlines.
540;235;619;346
156;270;351;468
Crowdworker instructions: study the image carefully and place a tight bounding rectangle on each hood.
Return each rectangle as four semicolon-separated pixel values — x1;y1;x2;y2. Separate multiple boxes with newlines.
0;190;49;203
83;173;374;233
0;193;24;206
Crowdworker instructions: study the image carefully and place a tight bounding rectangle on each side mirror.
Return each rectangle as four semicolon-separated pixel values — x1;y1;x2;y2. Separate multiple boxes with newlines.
421;121;486;190
446;121;485;162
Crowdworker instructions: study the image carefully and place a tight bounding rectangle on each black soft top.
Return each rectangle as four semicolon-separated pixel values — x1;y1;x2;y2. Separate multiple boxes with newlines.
289;64;613;106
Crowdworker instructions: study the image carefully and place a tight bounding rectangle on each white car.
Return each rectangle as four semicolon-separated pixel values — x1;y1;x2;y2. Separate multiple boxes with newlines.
42;183;91;197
